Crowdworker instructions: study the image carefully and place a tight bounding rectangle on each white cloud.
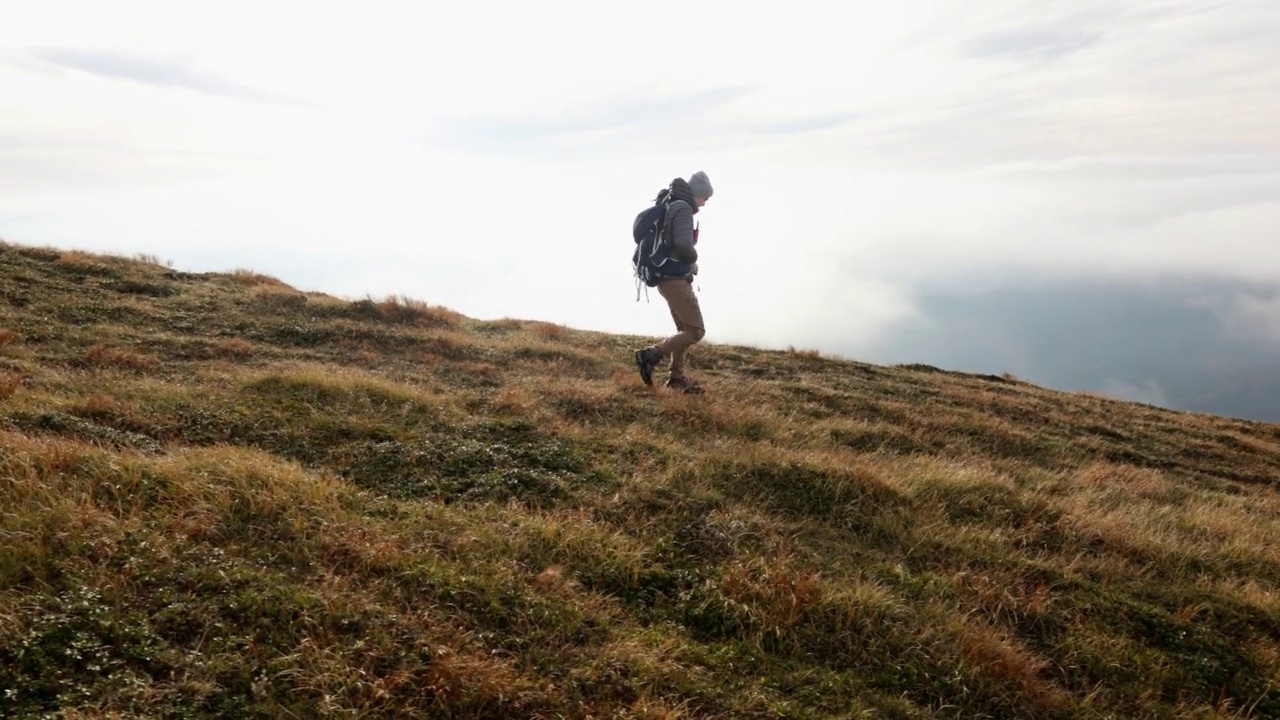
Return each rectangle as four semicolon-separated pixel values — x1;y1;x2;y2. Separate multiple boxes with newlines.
1;0;1278;374
1219;291;1280;348
1099;377;1171;408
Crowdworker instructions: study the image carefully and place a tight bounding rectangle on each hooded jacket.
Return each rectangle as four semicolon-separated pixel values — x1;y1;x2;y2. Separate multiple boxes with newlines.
660;178;699;279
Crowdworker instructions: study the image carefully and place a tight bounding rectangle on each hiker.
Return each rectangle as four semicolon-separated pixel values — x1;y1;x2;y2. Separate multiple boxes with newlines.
633;171;714;393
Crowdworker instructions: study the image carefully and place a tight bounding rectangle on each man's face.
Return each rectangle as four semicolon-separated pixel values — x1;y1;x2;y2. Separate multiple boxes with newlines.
695;196;708;209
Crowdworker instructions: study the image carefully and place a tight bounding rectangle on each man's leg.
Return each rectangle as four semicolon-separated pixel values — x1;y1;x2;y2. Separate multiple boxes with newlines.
667;305;687;378
654;279;705;379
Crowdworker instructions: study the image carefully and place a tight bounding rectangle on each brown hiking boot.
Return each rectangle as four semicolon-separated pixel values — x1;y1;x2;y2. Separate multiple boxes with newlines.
664;376;703;394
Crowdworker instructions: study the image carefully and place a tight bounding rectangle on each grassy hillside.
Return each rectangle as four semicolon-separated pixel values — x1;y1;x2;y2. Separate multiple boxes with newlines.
2;241;1279;719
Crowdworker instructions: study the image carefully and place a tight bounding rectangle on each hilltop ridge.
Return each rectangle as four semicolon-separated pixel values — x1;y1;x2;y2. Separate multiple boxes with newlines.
2;241;1279;719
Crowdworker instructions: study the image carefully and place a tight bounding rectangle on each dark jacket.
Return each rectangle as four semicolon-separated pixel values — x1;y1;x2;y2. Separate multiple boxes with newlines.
661;178;699;280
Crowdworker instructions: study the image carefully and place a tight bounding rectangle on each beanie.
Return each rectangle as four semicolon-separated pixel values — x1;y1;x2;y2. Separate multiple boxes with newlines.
688;171;714;199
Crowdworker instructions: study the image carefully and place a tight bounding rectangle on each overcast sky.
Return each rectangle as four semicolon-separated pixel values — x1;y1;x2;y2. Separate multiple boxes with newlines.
3;1;1279;419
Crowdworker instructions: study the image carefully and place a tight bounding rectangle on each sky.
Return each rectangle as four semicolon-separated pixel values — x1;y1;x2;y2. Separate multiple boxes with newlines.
3;1;1280;419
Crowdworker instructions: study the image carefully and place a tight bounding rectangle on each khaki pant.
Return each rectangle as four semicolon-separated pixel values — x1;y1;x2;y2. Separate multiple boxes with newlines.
652;279;705;379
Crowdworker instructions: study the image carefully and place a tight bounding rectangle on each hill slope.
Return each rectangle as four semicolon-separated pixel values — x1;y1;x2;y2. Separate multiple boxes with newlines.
2;241;1280;719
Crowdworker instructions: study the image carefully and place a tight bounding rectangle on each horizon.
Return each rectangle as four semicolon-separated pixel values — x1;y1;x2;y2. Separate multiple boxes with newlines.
3;0;1279;420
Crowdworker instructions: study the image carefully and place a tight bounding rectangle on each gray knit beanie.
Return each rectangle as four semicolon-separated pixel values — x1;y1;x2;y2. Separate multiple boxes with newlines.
688;171;714;199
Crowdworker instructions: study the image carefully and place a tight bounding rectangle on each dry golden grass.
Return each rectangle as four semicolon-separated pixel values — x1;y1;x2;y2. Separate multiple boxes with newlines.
56;250;99;268
4;243;1280;718
133;252;169;267
227;268;288;286
544;382;620;422
492;386;536;415
83;343;155;369
720;551;824;640
500;336;605;371
71;393;124;416
531;321;569;340
370;294;462;328
954;620;1069;710
251;285;308;309
0;372;20;400
213;337;255;357
415;329;482;361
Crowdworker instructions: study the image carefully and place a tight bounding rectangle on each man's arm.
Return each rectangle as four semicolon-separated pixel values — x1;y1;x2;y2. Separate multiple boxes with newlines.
666;201;699;264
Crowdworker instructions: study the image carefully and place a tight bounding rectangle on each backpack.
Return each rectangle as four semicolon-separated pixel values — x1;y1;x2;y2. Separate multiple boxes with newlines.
631;188;693;298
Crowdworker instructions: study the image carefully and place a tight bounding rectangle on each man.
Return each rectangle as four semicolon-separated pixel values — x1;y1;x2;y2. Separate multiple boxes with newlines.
634;171;714;393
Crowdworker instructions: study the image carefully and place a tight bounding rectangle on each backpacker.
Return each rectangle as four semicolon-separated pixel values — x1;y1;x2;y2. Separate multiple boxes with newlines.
631;187;693;298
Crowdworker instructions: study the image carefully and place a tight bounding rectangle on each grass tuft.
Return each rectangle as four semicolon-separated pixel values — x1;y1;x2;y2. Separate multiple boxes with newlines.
342;294;463;328
81;343;155;368
0;372;20;400
227;268;288;286
83;344;155;370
